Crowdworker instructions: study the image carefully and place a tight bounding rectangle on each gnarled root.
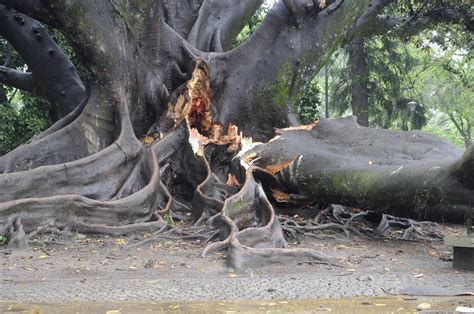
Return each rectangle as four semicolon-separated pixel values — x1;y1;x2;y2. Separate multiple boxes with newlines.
279;204;443;242
0;146;173;248
192;153;239;224
203;167;333;271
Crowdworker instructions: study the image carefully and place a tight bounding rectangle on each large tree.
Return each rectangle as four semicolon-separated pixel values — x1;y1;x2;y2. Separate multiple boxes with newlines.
0;0;472;269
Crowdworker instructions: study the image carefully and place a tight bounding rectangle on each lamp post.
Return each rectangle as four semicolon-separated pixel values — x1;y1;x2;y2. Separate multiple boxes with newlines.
407;101;417;112
408;101;417;129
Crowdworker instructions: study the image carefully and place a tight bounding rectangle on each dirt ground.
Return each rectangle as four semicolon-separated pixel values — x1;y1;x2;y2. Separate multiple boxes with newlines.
1;223;473;304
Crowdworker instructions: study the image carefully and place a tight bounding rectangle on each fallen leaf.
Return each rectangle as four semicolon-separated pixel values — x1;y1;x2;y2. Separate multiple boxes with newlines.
115;239;128;245
142;135;154;146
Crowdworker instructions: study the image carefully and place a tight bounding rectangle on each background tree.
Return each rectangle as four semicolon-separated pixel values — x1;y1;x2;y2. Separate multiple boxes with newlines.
418;27;473;148
316;0;472;129
327;35;426;129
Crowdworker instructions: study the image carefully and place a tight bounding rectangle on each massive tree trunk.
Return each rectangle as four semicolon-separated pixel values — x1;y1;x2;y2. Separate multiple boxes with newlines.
0;0;472;269
247;117;473;224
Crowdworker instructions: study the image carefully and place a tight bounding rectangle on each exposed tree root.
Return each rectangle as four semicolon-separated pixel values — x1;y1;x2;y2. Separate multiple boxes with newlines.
278;204;443;242
129;225;217;248
373;213;443;242
201;167;333;272
192;154;239;223
0;88;175;249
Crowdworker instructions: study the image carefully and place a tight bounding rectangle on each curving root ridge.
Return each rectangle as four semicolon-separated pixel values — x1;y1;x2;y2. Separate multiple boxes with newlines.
202;167;334;272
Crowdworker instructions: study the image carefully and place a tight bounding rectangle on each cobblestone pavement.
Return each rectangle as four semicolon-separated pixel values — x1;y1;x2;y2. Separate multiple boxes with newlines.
1;224;473;303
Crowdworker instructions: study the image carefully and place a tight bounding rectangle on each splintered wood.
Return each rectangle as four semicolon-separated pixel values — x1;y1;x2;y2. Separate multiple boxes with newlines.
274;121;319;135
188;127;210;156
166;60;242;155
265;158;298;175
186;60;213;132
166;59;212;131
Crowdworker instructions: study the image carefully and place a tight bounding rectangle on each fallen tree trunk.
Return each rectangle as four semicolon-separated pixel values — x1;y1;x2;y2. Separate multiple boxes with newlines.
245;117;473;224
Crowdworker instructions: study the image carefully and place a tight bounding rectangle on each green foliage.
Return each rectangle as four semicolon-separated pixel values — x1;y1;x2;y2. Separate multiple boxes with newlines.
0;235;7;246
0;102;18;154
232;6;269;48
164;213;174;225
0;27;85;156
0;93;52;155
295;81;322;124
328;35;427;130
418;40;473;148
423;116;466;148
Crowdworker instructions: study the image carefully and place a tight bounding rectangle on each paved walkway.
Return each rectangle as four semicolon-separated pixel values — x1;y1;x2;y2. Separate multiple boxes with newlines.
1;225;473;303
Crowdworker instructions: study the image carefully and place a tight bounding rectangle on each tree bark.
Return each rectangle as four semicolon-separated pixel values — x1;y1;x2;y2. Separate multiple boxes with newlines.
246;117;473;223
348;37;369;127
188;0;263;52
0;0;471;270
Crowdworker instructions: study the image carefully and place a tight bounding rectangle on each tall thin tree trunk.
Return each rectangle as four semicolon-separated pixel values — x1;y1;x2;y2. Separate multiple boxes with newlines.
349;36;369;127
324;64;329;118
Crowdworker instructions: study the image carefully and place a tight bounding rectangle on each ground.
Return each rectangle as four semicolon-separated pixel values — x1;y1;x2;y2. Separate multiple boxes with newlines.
0;223;473;310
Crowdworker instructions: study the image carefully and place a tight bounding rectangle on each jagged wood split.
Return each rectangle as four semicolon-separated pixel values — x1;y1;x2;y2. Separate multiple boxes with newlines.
0;1;472;270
